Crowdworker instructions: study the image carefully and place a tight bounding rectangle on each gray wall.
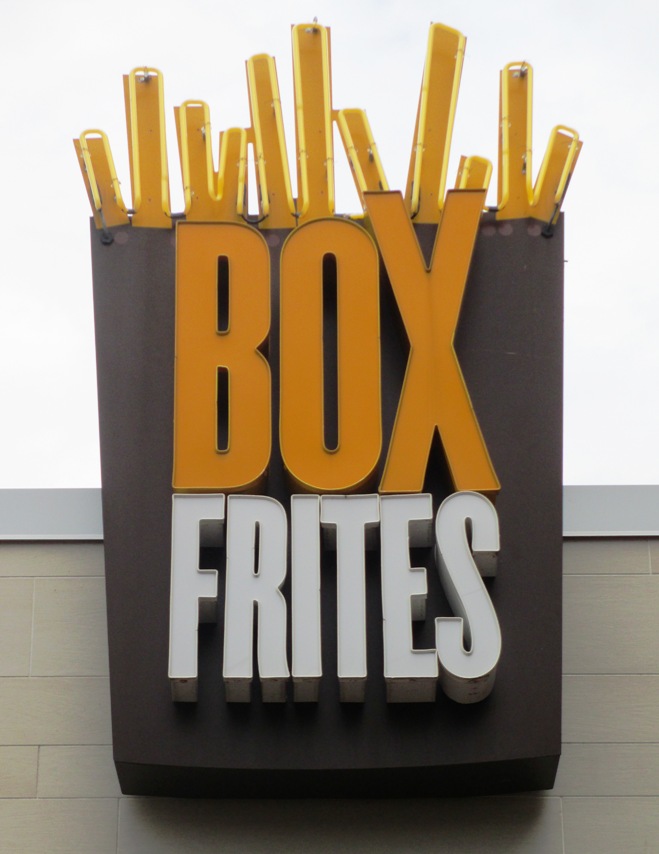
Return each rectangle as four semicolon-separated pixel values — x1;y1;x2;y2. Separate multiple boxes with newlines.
0;538;657;852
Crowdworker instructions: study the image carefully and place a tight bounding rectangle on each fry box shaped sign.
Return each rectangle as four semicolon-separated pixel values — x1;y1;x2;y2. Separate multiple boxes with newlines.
78;22;578;798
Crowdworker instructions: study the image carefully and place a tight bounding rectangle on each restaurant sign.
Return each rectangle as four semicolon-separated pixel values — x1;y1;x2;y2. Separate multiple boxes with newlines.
76;21;580;797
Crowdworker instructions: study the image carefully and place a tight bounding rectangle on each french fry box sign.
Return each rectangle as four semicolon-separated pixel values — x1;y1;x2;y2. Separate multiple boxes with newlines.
77;22;579;797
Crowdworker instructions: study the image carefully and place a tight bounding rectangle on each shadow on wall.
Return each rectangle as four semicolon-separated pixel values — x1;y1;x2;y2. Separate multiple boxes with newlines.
120;796;557;853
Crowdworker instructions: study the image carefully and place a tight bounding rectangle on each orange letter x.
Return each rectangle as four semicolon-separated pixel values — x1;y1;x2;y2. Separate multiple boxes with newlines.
365;190;500;497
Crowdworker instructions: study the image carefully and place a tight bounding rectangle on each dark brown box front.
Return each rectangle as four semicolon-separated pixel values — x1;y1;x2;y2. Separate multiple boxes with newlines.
91;213;564;797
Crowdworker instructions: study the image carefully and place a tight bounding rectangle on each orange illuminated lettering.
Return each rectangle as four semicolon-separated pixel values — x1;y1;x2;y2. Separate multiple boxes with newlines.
279;219;381;492
365;190;500;497
173;222;271;492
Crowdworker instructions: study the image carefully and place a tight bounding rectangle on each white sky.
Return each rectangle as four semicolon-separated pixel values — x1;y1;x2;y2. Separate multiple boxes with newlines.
1;0;657;487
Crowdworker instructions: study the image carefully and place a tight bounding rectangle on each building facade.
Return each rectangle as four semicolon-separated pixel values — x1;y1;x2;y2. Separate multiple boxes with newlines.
0;486;656;852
